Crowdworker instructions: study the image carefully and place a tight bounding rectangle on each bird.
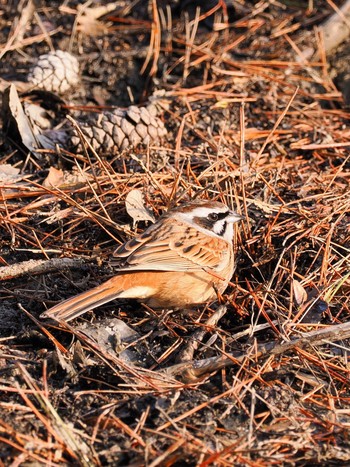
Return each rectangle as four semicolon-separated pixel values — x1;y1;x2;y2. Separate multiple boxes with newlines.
41;199;242;322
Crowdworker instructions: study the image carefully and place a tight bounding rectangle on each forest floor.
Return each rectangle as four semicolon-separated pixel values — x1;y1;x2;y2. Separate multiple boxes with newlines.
0;1;350;465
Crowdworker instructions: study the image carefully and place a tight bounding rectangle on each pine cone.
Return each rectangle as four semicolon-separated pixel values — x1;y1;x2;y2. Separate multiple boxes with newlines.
28;50;80;94
70;103;167;153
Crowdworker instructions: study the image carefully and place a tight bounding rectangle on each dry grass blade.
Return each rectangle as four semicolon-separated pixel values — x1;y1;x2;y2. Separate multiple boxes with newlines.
12;362;97;466
140;0;161;76
1;1;350;464
165;320;350;382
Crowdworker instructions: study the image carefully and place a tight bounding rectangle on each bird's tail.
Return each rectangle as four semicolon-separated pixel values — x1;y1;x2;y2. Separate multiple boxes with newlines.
40;275;126;322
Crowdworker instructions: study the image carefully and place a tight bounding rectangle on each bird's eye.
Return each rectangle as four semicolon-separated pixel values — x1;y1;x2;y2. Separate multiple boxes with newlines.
208;212;218;221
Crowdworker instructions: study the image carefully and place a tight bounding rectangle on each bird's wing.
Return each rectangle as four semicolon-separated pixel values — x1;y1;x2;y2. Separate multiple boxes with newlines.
111;218;229;272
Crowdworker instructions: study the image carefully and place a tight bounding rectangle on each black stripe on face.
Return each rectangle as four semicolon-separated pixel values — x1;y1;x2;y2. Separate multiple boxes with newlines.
214;212;229;221
194;210;229;235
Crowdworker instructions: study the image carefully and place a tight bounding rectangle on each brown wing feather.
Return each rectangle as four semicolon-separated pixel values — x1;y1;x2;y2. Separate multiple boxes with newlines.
111;218;229;272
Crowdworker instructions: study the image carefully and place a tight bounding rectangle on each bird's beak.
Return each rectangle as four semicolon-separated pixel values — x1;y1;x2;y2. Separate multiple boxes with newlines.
227;211;244;224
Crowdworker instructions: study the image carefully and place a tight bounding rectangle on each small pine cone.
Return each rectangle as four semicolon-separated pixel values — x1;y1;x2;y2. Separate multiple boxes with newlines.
71;104;167;153
28;50;80;94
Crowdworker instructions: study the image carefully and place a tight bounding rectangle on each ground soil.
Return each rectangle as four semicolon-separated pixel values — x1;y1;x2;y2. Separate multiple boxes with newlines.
0;1;350;466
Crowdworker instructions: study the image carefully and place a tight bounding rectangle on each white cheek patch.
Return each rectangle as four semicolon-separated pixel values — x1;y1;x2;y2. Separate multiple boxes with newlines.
222;222;234;242
214;221;234;242
174;205;239;242
213;219;226;235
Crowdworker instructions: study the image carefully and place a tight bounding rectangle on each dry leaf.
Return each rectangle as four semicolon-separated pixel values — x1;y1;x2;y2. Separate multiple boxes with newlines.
77;2;119;36
292;279;308;306
0;164;21;182
24;102;52;130
13;0;35;45
3;84;39;154
44;208;76;224
77;318;153;366
125;189;155;225
42;167;64;188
